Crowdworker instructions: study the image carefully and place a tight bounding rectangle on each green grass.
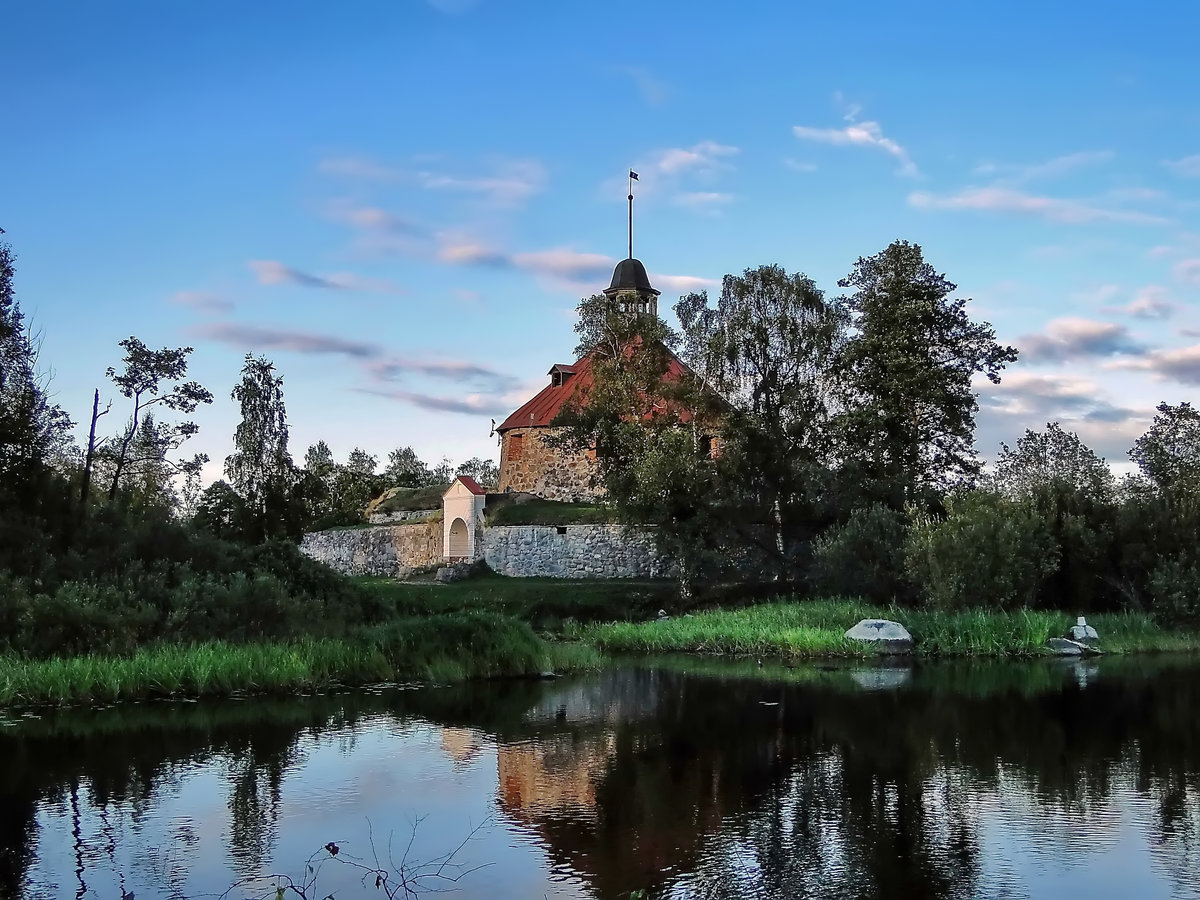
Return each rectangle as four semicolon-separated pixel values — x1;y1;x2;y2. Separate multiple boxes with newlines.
484;497;615;526
0;612;600;709
566;598;1200;659
367;484;452;515
358;572;673;632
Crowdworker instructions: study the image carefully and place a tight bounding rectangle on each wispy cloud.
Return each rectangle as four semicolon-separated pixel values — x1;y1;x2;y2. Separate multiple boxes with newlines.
1164;155;1200;177
1110;343;1200;385
1018;317;1145;362
783;158;818;173
247;260;404;293
647;141;739;176
414;159;546;207
1173;258;1200;285
170;291;233;315
326;201;423;235
673;191;734;212
618;66;668;106
908;188;1170;225
193;322;518;400
792;119;917;177
357;387;508;416
653;273;718;293
317;156;399;181
1104;286;1175;320
972;151;1113;186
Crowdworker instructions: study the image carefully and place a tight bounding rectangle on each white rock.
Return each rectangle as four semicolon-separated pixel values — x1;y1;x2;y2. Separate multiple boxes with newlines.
844;619;913;644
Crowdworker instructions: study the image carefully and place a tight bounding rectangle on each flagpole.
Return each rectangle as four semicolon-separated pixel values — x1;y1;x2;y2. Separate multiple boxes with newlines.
627;170;634;260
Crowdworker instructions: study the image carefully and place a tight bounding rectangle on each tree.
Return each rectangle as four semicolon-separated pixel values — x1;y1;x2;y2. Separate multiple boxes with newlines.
346;447;377;477
99;337;212;503
675;265;847;570
456;457;499;488
225;355;294;541
0;242;72;503
836;241;1017;507
1130;402;1200;494
993;423;1113;501
304;440;336;479
383;446;430;487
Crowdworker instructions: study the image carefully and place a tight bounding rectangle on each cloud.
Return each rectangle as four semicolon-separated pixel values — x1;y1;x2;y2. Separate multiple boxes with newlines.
653;273;718;293
1164;155;1200;177
317;156;399;181
326;201;423;235
511;249;614;281
357;388;508;416
247;260;404;293
973;371;1147;459
972;151;1113;185
170;291;233;315
1111;343;1200;385
908;188;1170;225
194;322;517;393
673;191;734;211
437;242;511;268
646;141;739;176
619;66;668;106
1018;317;1145;362
783;158;818;173
1173;258;1200;285
792;119;917;177
1104;286;1175;319
414;159;546;206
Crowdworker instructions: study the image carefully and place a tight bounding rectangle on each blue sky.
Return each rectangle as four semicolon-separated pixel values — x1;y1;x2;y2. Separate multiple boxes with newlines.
3;0;1199;479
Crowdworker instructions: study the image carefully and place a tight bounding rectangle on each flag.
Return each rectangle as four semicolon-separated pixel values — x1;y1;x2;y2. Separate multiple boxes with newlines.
629;170;639;181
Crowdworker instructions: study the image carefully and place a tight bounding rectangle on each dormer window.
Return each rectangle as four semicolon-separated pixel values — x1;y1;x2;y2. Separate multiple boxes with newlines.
549;363;577;388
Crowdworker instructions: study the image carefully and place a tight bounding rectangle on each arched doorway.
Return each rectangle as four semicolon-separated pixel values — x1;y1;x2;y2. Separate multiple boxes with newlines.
448;517;469;559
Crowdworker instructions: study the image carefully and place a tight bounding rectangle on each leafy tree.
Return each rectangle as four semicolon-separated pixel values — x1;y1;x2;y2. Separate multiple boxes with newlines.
99;337;212;503
906;492;1058;610
993;422;1113;501
676;265;847;571
384;446;430;487
836;241;1017;506
1130;402;1200;494
304;440;336;478
456;457;499;488
0;242;72;502
429;457;455;484
225;355;295;541
992;424;1116;610
346;447;378;477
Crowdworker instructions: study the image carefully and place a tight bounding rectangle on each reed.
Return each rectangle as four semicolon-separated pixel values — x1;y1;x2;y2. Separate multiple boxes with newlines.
568;600;1200;659
0;611;593;709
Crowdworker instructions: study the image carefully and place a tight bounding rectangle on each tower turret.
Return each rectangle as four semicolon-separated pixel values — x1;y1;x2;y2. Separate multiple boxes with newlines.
603;257;660;317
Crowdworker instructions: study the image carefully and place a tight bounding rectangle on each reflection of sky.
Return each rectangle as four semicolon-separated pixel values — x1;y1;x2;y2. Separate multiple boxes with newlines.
23;718;589;899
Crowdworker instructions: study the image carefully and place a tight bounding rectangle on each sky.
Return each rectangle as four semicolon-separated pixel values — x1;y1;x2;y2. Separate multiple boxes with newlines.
2;0;1199;481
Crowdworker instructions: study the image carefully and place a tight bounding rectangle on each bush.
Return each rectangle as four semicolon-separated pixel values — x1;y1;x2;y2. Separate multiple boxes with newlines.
906;492;1059;611
809;504;910;602
1147;557;1200;626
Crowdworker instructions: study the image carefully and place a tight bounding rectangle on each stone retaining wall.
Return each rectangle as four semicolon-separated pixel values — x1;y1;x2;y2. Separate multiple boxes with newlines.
367;508;439;525
299;523;442;577
300;522;669;580
482;524;670;579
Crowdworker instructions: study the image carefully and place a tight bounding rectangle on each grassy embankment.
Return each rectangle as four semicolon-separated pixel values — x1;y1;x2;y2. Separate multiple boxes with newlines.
0;576;665;708
569;598;1200;658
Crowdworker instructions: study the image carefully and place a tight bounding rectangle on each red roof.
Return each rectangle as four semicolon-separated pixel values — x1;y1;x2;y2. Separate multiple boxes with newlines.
497;345;695;432
451;475;486;495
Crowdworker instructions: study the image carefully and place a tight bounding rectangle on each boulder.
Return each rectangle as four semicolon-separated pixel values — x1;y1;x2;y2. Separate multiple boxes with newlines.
1046;637;1087;656
1069;616;1100;644
436;563;470;584
844;619;914;653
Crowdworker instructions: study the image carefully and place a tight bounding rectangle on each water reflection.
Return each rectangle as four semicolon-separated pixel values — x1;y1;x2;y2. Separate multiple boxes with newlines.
2;657;1200;898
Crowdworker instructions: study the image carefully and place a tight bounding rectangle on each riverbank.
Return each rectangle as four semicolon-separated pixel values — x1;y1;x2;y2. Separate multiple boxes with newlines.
568;599;1200;658
0;612;601;708
4;582;1200;709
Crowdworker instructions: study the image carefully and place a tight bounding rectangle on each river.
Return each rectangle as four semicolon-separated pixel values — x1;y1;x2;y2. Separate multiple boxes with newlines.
1;656;1198;899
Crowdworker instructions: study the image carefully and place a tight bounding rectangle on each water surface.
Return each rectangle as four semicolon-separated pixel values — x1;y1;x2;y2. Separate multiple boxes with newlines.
2;656;1199;899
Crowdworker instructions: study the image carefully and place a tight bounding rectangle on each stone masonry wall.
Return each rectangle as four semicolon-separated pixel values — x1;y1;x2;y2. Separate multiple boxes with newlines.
482;524;670;579
300;523;442;577
497;427;600;502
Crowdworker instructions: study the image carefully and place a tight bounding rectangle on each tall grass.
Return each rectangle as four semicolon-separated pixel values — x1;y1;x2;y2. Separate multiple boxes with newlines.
0;612;596;709
568;599;1200;659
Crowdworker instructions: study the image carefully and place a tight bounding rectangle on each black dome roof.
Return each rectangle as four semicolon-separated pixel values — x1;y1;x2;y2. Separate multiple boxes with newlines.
604;258;660;296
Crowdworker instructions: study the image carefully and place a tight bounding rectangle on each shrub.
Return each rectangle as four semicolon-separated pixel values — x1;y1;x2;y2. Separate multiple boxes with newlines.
906;492;1058;611
1147;557;1200;626
809;504;910;602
